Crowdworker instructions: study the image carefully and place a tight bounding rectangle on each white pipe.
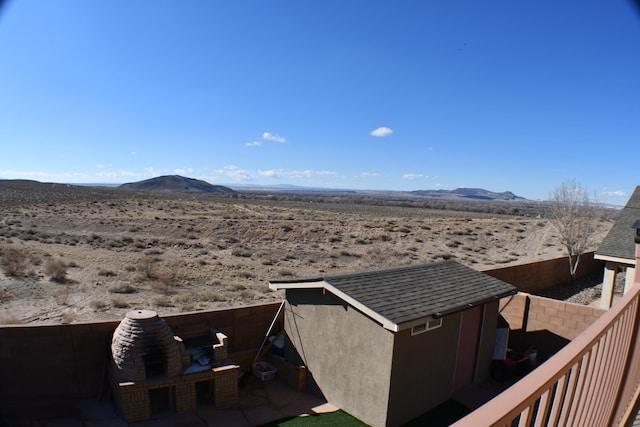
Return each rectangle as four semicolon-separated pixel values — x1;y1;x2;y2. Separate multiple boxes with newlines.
252;299;286;367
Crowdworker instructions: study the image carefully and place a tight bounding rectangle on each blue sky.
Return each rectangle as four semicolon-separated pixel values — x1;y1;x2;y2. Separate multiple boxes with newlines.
0;1;639;204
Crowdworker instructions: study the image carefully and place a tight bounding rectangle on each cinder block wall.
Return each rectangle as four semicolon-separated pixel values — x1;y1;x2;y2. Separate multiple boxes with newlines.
0;252;606;401
499;293;605;361
0;302;283;400
484;251;602;293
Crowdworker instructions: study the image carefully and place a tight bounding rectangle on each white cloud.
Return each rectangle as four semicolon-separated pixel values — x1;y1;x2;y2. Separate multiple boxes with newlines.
370;127;394;137
258;169;283;178
246;141;262;147
217;165;253;181
131;151;137;156
601;190;627;198
291;170;338;178
263;132;286;143
403;174;425;180
258;169;339;179
95;169;138;178
357;172;381;178
174;168;194;176
1;170;90;180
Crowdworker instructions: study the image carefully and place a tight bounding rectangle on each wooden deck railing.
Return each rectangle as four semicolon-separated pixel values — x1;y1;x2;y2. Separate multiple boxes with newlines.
452;284;640;427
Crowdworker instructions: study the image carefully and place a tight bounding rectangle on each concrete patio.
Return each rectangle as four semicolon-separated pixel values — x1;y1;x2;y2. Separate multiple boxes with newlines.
0;375;337;427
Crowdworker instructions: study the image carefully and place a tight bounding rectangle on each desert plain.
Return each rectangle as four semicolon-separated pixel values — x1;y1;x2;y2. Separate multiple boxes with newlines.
0;181;615;325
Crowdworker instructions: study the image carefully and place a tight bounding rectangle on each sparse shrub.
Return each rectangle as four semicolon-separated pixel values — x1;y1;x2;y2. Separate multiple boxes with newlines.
153;296;173;307
240;289;257;300
151;279;176;295
139;256;160;280
1;247;29;277
90;300;107;310
98;269;117;277
44;258;68;282
237;271;254;279
60;312;78;324
175;294;194;304
226;283;246;291
108;282;137;294
231;248;252;258
0;288;12;302
111;296;129;308
278;269;294;277
0;316;22;325
197;290;225;302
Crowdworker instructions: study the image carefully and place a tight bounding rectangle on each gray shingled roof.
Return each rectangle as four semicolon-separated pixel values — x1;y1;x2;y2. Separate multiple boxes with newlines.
595;186;640;262
270;260;516;331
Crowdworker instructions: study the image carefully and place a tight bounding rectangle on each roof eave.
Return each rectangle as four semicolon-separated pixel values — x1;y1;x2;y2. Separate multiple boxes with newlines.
270;280;399;331
395;289;517;332
593;254;636;266
268;278;325;291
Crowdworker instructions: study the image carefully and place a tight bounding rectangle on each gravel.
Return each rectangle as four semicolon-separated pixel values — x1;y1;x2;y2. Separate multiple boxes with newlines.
531;272;624;306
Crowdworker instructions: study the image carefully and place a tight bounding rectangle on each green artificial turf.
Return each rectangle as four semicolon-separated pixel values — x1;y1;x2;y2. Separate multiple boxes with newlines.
259;410;368;426
259;399;471;427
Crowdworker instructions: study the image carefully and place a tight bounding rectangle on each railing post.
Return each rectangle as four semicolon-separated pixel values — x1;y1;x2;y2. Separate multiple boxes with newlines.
608;225;640;426
607;290;640;426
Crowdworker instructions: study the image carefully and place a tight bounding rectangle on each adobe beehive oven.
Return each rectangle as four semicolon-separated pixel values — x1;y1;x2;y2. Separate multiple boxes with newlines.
111;309;187;381
109;309;239;422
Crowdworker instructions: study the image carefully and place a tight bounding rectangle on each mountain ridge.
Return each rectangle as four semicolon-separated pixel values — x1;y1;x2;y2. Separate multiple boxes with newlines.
119;175;235;195
409;187;524;201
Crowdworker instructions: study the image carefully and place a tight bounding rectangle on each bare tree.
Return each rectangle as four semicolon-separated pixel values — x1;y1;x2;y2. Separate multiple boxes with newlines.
548;180;600;285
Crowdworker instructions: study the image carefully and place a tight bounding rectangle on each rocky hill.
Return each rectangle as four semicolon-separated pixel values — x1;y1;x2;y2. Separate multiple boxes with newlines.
119;175;235;195
410;188;524;201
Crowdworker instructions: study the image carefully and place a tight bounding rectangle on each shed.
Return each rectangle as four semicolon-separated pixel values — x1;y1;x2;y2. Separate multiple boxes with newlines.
595;185;640;308
269;260;517;427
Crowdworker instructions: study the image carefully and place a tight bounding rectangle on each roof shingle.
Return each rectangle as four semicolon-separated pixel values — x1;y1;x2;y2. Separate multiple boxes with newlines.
270;260;516;330
596;186;640;262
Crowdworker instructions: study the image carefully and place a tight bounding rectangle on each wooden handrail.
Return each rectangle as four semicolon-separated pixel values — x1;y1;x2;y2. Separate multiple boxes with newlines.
452;284;640;427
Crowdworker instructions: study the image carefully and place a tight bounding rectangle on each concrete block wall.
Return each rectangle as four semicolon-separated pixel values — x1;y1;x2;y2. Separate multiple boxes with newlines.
0;302;282;400
500;293;605;361
484;251;602;293
0;252;606;401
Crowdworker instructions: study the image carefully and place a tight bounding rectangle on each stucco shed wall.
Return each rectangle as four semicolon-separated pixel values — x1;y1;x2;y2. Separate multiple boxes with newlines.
386;311;462;427
283;288;394;427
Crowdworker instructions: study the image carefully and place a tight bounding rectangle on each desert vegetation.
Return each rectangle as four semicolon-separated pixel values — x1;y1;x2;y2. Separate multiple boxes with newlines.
0;181;615;325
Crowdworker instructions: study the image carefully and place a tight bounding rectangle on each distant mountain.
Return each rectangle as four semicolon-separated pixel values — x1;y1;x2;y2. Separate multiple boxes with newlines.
409;188;524;201
119;175;235;195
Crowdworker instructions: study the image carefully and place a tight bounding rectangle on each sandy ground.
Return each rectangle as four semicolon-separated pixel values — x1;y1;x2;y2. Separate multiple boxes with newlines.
0;193;613;325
